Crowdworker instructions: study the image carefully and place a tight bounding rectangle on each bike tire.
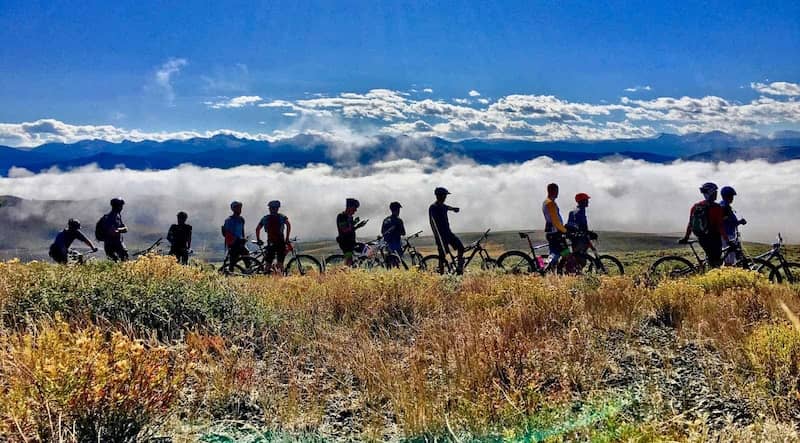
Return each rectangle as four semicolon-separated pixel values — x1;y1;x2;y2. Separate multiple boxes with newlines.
592;254;625;276
385;253;409;270
285;255;323;276
557;252;593;275
771;262;800;284
324;254;346;271
219;256;260;276
649;256;697;280
481;258;498;271
420;254;449;274
497;250;536;275
734;257;781;283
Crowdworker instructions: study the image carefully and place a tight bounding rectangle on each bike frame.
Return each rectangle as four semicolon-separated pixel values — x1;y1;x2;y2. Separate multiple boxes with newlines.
441;229;492;270
519;232;550;273
753;234;789;268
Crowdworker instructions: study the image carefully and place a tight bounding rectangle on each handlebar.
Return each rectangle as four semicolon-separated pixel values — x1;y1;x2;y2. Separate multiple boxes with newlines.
408;230;422;239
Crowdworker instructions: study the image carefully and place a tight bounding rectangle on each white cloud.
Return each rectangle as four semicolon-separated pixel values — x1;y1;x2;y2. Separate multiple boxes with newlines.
751;81;800;97
152;58;187;105
423;88;434;93
453;98;471;105
468;90;481;97
477;98;490;105
1;160;798;244
624;85;653;92
207;95;263;109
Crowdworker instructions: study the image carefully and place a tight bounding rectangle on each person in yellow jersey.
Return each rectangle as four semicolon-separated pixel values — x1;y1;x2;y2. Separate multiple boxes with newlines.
542;183;569;271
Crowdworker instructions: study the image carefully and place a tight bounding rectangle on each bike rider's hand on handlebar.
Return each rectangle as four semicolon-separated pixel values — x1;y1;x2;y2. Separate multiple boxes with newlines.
739;218;747;225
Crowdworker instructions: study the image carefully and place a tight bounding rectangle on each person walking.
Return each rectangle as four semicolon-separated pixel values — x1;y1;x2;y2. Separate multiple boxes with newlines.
98;197;129;262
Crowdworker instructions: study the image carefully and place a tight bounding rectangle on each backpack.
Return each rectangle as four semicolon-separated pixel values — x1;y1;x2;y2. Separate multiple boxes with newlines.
95;215;108;241
690;201;711;237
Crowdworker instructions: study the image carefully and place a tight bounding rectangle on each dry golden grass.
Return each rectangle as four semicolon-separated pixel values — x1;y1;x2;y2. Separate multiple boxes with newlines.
1;255;799;441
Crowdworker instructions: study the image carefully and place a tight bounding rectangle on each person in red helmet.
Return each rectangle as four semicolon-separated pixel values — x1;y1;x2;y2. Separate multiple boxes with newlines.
565;192;597;272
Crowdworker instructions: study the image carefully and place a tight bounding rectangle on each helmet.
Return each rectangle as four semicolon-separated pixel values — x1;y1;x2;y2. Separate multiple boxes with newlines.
434;187;450;196
268;200;281;209
720;186;737;198
67;218;81;230
230;201;242;210
177;211;188;220
346;198;360;208
389;201;402;211
110;197;125;208
699;182;718;193
575;193;591;203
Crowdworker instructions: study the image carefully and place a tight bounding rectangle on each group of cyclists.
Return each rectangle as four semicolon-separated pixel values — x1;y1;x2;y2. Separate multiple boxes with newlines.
47;182;747;276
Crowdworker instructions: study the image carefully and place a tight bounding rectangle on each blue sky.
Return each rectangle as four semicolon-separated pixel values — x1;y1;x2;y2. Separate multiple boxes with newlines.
1;0;799;146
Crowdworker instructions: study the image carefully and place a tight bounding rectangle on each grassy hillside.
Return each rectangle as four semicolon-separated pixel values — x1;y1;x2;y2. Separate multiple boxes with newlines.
2;256;800;441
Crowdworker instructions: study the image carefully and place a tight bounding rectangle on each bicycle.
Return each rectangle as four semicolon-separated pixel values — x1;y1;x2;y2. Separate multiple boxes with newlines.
420;229;497;274
325;236;402;271
756;233;799;284
497;231;624;276
383;230;427;270
649;232;779;282
218;237;261;276
559;232;625;276
132;237;165;257
250;237;323;276
67;248;98;265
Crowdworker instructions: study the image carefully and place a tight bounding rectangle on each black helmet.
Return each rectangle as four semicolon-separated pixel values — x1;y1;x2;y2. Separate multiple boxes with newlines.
177;211;188;220
67;218;81;230
110;197;125;208
268;200;281;209
230;200;242;210
389;201;402;211
720;186;736;198
699;182;718;193
434;187;450;196
346;198;360;208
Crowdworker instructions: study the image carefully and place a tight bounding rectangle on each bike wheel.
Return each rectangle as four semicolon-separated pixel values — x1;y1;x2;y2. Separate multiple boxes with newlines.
420;254;449;274
591;254;625;276
649;256;697;280
497;250;536;275
324;254;347;271
285;255;323;276
557;253;592;275
480;258;498;271
734;258;780;283
220;256;260;276
771;262;800;284
385;253;409;270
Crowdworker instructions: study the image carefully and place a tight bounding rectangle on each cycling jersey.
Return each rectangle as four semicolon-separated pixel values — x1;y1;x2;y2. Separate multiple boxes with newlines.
428;202;454;236
102;211;126;242
381;215;405;252
259;213;288;243
52;229;89;251
168;223;192;251
542;198;566;234
719;200;741;240
223;215;246;247
567;207;588;232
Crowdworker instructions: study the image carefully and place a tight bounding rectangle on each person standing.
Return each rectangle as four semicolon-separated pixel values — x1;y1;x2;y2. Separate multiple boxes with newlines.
719;186;747;265
429;187;464;274
256;200;292;274
49;218;97;264
680;182;728;268
167;211;192;265
542;183;568;271
381;201;406;267
336;198;367;267
222;201;247;272
99;197;129;262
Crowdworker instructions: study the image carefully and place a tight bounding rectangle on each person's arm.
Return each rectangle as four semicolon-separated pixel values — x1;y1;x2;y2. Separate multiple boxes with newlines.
446;204;460;213
187;226;192;249
399;219;406;237
284;218;291;243
255;222;264;244
167;225;175;244
681;205;693;242
546;201;567;233
77;230;97;250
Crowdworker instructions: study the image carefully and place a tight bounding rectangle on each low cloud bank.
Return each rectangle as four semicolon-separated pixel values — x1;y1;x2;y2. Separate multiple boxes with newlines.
1;158;798;244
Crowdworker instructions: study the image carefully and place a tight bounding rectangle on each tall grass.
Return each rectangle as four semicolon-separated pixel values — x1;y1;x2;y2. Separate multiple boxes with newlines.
1;256;799;441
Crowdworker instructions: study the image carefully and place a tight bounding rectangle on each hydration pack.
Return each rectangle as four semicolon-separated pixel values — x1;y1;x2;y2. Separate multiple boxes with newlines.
95;215;108;241
690;201;711;237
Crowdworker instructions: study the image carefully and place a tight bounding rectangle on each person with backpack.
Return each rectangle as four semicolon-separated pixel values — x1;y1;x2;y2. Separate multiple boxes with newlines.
542;183;569;272
381;201;406;267
256;200;291;274
429;187;464;274
167;211;192;265
50;218;97;264
336;198;367;267
222;201;248;272
720;186;747;265
96;197;129;262
680;182;728;268
564;193;598;272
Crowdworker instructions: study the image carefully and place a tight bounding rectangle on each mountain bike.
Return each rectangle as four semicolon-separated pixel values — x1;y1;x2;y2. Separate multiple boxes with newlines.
67;248;97;265
250;237;323;276
497;232;550;275
558;232;625;276
132;237;164;257
649;232;779;282
325;236;404;271
218;238;261;276
497;231;624;276
757;233;800;283
383;230;426;270
420;229;497;274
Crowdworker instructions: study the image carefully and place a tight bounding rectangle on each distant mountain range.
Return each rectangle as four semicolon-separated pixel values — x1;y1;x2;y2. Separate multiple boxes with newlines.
2;131;800;176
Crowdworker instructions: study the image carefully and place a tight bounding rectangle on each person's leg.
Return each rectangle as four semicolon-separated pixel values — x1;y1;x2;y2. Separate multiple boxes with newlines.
104;241;119;262
50;246;68;264
341;240;355;267
272;241;286;273
546;234;562;272
700;236;723;268
178;250;189;265
444;233;465;274
116;242;129;262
